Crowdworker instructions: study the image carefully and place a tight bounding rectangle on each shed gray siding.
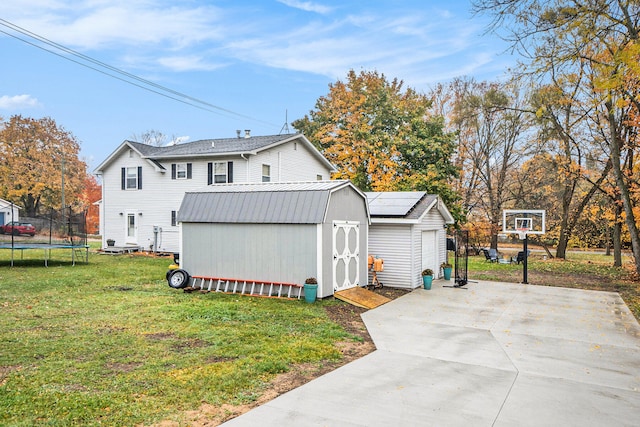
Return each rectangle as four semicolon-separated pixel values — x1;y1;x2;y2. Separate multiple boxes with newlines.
181;223;318;283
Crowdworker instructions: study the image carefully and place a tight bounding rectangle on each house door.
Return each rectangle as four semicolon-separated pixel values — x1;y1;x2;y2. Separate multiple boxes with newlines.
422;231;439;278
125;212;138;244
333;221;360;292
0;212;4;225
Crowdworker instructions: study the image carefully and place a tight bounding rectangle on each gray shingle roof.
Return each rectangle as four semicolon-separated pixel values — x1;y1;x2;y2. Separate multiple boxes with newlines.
178;181;353;224
95;133;336;174
128;134;301;158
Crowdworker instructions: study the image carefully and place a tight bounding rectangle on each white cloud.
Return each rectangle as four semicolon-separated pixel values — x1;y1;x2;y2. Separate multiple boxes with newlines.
277;0;332;14
223;9;494;88
0;1;510;90
5;1;226;50
0;94;41;109
156;55;226;72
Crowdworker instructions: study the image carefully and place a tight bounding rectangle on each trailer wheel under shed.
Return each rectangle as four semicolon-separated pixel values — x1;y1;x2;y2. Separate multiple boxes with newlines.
177;181;370;299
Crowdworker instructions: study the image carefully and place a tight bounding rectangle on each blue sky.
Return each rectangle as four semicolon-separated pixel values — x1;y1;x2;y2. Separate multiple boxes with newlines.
0;0;514;170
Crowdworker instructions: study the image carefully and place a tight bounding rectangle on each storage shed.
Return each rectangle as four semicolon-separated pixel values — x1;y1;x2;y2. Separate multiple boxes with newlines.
177;181;370;298
366;192;454;288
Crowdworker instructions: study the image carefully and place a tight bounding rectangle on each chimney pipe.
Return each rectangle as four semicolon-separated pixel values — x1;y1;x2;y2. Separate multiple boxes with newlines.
236;130;241;139
244;129;251;138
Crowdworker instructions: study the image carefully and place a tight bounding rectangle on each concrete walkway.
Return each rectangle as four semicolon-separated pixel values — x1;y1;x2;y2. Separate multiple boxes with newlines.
222;280;640;426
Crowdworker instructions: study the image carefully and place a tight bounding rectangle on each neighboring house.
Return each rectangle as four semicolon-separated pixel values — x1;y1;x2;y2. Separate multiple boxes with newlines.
0;199;20;226
366;192;455;288
177;180;370;298
94;132;335;253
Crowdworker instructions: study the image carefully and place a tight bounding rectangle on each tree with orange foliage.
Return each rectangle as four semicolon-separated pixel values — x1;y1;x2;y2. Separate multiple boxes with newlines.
293;70;459;215
78;174;101;235
0;115;86;216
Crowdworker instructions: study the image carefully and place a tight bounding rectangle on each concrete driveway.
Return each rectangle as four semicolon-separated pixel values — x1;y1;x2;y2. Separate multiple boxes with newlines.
222;280;640;426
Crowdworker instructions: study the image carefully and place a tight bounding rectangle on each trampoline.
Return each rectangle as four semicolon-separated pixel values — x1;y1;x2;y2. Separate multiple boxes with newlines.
0;242;89;267
0;206;89;267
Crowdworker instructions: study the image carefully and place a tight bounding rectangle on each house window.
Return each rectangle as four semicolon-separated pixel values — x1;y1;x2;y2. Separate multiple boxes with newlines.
262;164;271;182
317;174;323;180
127;168;138;188
171;210;177;226
171;163;192;180
177;163;187;179
214;162;228;183
121;167;142;190
208;161;233;185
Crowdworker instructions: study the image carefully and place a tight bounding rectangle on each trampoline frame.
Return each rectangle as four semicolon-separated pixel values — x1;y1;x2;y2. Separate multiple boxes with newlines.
0;242;89;267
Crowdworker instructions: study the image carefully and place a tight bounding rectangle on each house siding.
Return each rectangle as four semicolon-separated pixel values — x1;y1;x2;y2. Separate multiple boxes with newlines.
248;142;332;182
98;135;333;253
181;223;317;284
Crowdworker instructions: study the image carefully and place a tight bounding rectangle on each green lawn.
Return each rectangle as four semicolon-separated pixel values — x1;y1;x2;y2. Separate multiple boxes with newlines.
0;249;356;426
1;246;638;426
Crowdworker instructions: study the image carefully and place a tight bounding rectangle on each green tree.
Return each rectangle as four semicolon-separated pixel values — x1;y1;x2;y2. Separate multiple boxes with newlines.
0;115;87;216
293;70;459;212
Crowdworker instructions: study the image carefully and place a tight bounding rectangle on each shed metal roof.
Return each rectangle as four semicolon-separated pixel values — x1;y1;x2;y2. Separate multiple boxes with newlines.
178;180;356;224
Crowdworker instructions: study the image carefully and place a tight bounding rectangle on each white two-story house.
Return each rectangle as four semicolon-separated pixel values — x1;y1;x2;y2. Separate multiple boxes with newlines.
94;132;335;253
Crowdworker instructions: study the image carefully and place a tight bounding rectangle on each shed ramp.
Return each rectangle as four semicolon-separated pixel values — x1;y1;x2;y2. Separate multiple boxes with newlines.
334;286;390;309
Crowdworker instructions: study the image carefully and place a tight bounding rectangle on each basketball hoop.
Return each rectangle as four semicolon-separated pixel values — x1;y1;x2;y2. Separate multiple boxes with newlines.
516;228;528;240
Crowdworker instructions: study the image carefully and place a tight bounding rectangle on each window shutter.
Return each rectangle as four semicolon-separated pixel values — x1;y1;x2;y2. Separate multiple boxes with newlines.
187;163;192;179
137;167;142;189
121;168;126;190
228;161;233;183
171;164;176;180
207;162;213;185
171;210;176;226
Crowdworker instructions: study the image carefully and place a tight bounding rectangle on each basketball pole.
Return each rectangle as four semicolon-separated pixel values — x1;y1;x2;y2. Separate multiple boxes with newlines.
523;233;528;284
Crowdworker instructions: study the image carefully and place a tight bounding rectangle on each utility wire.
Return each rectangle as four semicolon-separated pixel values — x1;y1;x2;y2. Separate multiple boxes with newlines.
0;18;278;127
0;28;221;115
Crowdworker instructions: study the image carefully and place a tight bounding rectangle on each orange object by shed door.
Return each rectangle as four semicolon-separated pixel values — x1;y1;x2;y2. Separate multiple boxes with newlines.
373;258;384;272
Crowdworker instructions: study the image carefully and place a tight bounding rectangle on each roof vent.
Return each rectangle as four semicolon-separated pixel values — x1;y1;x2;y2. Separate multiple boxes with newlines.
236;130;241;139
244;129;251;138
211;141;215;148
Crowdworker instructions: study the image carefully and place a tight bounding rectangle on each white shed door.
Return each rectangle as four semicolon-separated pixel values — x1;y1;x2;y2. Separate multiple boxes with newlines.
422;231;438;278
333;221;360;292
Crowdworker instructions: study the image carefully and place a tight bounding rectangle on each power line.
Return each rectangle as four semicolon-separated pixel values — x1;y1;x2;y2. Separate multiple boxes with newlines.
0;18;278;128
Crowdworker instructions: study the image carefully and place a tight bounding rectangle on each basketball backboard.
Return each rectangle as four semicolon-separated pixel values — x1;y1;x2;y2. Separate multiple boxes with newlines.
502;210;545;236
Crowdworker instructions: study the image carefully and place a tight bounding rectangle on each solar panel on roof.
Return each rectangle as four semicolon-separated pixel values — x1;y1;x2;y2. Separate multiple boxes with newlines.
366;192;425;216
